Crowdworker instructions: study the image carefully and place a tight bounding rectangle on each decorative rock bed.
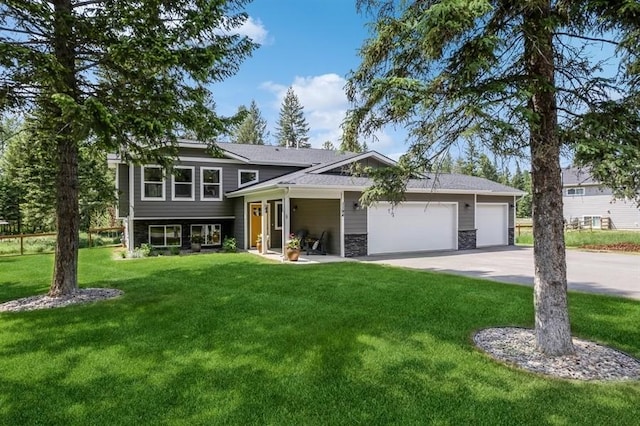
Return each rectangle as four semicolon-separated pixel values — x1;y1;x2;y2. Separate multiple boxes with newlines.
474;327;640;381
0;288;123;312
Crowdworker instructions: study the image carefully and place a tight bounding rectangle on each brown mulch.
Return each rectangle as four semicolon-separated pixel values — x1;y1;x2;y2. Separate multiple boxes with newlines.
581;242;640;252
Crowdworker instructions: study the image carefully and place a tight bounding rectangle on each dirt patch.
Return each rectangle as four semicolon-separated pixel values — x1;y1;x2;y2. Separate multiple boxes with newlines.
581;242;640;252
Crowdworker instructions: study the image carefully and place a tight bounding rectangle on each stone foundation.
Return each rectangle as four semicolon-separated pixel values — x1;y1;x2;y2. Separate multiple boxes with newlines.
458;229;477;250
344;234;367;257
508;227;514;245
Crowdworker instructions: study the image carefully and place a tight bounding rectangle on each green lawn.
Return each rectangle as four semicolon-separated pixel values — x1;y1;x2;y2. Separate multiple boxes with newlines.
1;249;639;425
516;229;640;249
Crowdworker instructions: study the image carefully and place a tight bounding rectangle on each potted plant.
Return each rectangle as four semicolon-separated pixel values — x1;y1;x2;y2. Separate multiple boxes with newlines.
211;229;221;245
190;234;204;252
256;233;263;252
285;233;301;261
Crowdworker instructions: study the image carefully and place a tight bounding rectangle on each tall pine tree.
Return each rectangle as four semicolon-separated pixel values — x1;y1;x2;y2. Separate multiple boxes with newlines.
231;100;268;144
275;87;310;148
344;0;639;355
0;0;256;296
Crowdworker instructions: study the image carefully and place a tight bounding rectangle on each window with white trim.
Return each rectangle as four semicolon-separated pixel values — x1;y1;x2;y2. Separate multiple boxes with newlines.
566;187;585;196
172;166;195;200
238;169;259;188
191;224;222;246
142;166;165;200
201;167;222;201
149;225;181;247
274;201;283;230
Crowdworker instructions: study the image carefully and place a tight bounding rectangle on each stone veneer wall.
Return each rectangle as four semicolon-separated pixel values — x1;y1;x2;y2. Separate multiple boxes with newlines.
458;230;477;250
344;234;367;257
508;228;514;245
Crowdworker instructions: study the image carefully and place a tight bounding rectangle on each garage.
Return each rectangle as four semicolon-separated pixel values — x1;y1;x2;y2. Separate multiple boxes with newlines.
476;203;509;247
368;202;457;255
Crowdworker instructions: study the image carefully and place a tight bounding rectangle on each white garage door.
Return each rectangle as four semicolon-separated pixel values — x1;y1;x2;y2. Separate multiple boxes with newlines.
368;202;457;255
476;203;508;247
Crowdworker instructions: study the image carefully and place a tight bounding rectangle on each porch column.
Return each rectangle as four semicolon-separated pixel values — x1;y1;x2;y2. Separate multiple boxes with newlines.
283;194;291;259
261;199;267;254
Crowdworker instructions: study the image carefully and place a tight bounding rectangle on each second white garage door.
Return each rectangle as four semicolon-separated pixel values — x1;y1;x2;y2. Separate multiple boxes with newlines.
368;202;457;255
476;203;509;247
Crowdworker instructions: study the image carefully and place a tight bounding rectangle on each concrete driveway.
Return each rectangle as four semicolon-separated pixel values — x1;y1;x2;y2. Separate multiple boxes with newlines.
360;246;640;300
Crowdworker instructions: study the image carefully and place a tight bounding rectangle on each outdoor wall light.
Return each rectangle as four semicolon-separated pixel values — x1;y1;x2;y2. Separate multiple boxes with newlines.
464;203;470;208
293;205;297;212
353;202;359;209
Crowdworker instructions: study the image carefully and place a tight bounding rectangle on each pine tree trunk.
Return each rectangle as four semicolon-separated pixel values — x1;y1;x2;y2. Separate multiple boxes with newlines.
49;0;79;297
525;1;574;356
50;135;80;297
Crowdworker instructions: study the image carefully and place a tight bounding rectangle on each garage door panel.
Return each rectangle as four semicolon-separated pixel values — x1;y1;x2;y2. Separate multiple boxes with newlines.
368;203;457;254
476;204;508;247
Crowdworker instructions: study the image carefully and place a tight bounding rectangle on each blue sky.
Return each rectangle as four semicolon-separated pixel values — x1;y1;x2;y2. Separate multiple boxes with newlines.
213;0;406;158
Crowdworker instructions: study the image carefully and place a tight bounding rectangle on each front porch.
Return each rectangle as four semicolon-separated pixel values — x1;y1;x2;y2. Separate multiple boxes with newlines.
241;188;345;257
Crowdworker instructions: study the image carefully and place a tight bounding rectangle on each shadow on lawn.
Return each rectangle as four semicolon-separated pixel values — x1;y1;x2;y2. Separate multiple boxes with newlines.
0;259;639;424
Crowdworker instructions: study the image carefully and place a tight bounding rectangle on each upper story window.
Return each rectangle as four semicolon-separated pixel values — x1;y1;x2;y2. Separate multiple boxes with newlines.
239;169;259;187
142;166;165;200
566;187;585;196
172;166;195;201
201;167;222;201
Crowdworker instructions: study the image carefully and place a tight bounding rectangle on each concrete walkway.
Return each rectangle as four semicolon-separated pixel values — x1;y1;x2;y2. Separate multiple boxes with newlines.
360;246;640;300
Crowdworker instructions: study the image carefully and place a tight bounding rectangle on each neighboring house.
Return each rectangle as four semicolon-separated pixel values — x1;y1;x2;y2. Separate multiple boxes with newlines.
108;141;524;257
562;167;640;230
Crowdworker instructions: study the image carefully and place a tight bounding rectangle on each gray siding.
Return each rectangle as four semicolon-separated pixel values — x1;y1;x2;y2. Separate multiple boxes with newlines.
324;158;392;175
290;199;340;255
117;164;129;218
133;161;299;218
268;200;283;248
233;198;245;249
563;194;640;229
477;195;514;227
565;184;613;196
344;191;367;234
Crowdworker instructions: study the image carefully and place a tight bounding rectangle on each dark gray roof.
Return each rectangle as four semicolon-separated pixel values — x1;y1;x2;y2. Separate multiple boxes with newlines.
229;167;524;196
217;142;357;166
562;167;598;186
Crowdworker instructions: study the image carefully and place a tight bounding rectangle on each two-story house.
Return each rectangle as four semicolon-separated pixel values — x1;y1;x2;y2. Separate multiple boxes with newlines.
109;141;524;257
562;167;640;230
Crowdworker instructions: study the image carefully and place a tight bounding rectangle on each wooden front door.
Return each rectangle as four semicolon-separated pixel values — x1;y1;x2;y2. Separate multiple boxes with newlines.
249;203;262;248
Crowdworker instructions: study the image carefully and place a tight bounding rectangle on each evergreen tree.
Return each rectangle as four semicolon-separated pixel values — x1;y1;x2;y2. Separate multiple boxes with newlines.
275;87;310;148
436;152;454;173
1;120;116;232
344;0;638;355
322;141;336;150
0;0;256;296
478;153;500;182
231;100;268;145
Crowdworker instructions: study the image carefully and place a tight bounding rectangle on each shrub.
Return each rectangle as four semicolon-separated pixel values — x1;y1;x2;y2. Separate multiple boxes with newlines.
139;243;152;257
169;246;181;255
222;237;237;253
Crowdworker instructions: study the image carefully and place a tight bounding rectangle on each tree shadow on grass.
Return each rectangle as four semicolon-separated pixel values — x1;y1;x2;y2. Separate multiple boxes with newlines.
0;260;639;424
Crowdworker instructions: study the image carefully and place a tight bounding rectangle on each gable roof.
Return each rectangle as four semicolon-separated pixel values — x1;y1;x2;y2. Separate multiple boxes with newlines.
562;167;599;186
178;140;358;167
227;152;524;197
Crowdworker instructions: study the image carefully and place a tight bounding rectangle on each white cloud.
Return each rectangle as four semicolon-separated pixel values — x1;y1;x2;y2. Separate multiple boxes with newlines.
235;16;270;45
261;73;402;153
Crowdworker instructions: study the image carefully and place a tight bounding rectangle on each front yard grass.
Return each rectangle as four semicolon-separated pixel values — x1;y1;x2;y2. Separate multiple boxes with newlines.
1;249;639;425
